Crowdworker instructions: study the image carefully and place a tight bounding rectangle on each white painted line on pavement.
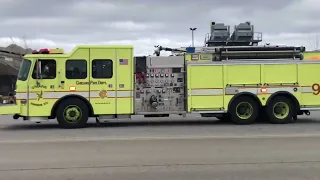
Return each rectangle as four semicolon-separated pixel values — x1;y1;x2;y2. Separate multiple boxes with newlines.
1;133;320;144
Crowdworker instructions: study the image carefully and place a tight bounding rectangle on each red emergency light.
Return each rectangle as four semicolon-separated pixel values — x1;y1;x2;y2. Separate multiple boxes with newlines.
39;48;50;54
32;50;39;54
32;48;49;54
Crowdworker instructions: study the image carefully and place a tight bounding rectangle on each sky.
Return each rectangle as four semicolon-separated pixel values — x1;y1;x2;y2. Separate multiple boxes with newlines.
0;0;319;55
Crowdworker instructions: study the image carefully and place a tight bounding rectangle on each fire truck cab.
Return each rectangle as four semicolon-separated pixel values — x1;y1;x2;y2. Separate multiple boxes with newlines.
1;46;134;128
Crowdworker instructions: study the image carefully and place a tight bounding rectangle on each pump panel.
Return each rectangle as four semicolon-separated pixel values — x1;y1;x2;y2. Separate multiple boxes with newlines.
134;67;185;114
134;56;185;114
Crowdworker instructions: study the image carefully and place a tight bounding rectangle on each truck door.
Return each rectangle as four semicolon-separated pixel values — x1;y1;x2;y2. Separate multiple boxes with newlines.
28;59;59;116
60;48;90;104
89;48;116;115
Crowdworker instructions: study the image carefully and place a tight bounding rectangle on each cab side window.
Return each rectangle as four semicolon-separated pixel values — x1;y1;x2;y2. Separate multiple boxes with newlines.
32;59;56;79
92;59;113;78
66;60;87;79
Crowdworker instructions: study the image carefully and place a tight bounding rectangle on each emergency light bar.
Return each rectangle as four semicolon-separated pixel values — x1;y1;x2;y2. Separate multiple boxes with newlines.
32;48;64;54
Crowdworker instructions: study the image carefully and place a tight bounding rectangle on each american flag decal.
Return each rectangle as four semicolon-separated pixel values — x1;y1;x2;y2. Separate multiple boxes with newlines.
119;59;128;65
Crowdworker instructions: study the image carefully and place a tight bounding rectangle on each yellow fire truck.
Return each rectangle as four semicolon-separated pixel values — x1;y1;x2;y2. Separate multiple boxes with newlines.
0;21;319;129
0;43;318;129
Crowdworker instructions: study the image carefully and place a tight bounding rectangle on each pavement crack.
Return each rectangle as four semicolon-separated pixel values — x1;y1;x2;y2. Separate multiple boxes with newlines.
1;160;320;172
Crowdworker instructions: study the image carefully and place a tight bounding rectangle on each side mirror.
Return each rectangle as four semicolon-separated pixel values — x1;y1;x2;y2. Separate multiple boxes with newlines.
36;60;42;79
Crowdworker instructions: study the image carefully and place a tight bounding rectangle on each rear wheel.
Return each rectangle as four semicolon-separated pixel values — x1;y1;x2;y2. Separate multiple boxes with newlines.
266;96;295;124
56;98;89;129
229;96;259;125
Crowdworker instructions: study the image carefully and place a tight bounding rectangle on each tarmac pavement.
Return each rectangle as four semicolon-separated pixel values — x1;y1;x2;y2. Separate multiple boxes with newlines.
1;113;320;179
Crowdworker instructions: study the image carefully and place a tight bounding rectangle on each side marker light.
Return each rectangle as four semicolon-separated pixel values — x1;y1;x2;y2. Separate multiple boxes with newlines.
260;88;267;93
69;86;76;91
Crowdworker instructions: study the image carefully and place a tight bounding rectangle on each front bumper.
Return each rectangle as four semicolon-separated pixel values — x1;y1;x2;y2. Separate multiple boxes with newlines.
0;104;20;115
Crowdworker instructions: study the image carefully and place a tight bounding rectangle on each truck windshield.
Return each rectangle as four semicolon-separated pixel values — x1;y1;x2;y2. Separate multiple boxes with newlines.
17;59;31;81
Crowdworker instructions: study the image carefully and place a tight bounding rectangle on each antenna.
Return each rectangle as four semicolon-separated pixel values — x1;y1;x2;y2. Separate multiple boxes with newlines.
22;34;28;54
316;35;319;50
9;36;15;56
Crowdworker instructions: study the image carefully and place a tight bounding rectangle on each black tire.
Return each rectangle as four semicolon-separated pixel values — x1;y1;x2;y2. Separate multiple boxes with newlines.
228;96;259;125
266;96;295;124
56;98;89;129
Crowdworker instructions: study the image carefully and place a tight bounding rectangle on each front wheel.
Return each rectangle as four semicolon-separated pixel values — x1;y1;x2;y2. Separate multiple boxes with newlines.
266;96;295;124
56;98;89;129
228;96;259;125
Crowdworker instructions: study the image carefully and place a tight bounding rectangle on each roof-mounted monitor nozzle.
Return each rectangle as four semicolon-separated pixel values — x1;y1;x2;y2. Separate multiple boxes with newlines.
153;45;186;56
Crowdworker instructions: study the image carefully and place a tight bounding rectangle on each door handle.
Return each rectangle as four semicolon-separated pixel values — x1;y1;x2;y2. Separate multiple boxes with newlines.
60;81;65;88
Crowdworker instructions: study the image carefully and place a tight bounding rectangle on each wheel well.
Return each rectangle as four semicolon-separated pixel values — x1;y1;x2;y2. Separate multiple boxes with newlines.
50;95;94;119
266;91;300;113
228;92;262;111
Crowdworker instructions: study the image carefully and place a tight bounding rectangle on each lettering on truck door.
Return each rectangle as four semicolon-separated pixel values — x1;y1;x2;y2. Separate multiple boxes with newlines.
89;48;116;115
28;59;58;116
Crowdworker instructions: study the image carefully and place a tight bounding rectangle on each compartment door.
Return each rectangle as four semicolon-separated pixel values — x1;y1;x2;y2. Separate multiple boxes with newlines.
89;48;116;115
115;48;134;114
